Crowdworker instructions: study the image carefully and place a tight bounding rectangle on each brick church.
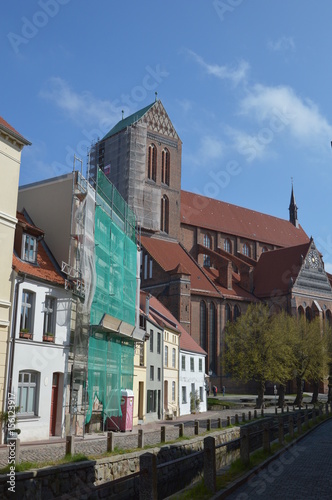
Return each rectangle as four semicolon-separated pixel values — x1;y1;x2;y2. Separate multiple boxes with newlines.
89;99;332;392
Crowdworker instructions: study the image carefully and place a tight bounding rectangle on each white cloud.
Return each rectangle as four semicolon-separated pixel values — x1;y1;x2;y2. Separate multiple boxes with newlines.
268;36;295;52
176;98;193;113
185;135;225;168
239;84;332;145
186;49;249;86
39;77;122;129
226;126;271;163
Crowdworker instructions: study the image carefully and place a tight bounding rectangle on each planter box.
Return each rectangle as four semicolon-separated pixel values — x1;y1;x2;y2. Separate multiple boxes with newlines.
43;335;55;343
19;331;33;340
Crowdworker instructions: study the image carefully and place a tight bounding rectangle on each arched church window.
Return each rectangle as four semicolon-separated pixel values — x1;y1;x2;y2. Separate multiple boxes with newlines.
200;301;207;351
203;234;211;267
161;148;170;186
148;144;157;182
160;195;169;233
225;303;232;324
224;238;231;253
242;243;250;257
234;305;241;321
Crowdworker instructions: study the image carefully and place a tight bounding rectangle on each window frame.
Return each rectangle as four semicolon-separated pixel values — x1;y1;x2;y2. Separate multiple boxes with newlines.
20;290;35;334
43;296;56;336
22;234;37;263
17;370;39;416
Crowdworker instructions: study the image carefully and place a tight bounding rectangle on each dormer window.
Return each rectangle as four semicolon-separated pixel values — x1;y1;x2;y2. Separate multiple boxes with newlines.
22;234;37;263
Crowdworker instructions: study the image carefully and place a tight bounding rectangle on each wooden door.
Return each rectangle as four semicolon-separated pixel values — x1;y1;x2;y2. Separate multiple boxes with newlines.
50;373;59;436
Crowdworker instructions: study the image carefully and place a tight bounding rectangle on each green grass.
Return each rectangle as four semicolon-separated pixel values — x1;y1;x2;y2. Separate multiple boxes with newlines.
0;453;90;475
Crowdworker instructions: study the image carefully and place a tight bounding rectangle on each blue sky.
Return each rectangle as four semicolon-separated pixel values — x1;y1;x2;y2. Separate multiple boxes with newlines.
2;1;332;269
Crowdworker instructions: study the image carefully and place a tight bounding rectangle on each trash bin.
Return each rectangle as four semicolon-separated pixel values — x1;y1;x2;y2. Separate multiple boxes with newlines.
107;389;134;432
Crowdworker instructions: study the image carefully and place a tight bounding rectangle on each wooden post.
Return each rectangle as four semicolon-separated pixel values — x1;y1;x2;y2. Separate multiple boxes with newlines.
179;423;184;438
242;412;246;423
235;414;239;425
203;436;216;494
254;410;257;419
161;426;166;443
138;429;144;449
240;428;250;465
217;418;222;429
107;431;114;452
263;423;270;453
227;416;231;427
139;453;157;500
194;420;199;435
207;418;211;431
66;435;74;456
248;411;251;421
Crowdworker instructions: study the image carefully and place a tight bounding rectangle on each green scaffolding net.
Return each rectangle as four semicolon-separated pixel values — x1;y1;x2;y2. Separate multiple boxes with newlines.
85;169;137;423
86;334;134;423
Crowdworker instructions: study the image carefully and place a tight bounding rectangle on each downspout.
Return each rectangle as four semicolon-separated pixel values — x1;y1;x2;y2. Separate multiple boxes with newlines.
5;273;25;413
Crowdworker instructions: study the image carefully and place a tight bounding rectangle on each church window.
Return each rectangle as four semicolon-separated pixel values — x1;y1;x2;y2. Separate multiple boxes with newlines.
224;238;231;253
161;148;170;185
200;301;207;351
160;195;169;233
203;234;211;267
234;305;241;321
242;243;250;257
262;246;268;253
148;144;157;182
225;303;232;324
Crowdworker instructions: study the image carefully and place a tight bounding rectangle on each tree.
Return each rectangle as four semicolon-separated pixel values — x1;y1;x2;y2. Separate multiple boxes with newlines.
225;304;294;408
292;316;330;407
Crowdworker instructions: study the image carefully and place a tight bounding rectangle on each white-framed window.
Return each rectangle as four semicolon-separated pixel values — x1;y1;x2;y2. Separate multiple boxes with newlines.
181;355;186;371
158;367;161;381
199;358;203;372
182;386;187;404
224;238;231;253
150;330;154;352
22;234;37;263
17;371;39;415
149;258;153;279
172;348;176;368
20;290;35;333
157;331;161;354
243;243;250;257
43;296;56;335
164;345;168;366
172;381;176;402
150;365;154;381
190;357;194;372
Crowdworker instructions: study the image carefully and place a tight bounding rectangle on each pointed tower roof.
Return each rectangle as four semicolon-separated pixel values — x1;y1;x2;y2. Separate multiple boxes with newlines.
102;102;155;140
289;181;299;228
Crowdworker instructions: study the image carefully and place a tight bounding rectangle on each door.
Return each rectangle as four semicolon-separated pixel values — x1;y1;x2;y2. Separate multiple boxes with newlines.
50;373;59;436
138;382;144;420
164;380;168;412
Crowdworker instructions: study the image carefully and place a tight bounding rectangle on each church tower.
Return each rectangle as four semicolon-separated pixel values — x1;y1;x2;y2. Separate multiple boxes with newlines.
289;183;299;228
88;100;182;241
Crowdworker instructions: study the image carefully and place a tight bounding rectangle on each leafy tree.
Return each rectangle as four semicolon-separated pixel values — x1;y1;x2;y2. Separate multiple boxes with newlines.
225;304;294;408
292;316;330;407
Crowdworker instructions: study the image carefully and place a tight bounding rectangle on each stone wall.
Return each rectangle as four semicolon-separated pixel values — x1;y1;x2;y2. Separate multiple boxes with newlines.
0;427;240;499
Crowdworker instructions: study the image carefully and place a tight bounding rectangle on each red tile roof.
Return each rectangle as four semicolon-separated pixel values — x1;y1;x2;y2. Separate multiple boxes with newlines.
181;190;309;248
13;212;64;286
141;236;220;296
203;267;258;302
140;291;206;355
0;116;31;145
253;242;311;297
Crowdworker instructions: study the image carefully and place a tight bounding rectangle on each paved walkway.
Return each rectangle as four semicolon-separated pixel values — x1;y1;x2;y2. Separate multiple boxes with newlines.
225;418;332;500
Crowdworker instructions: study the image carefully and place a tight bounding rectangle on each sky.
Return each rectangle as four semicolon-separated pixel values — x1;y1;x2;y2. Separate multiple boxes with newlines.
2;1;332;269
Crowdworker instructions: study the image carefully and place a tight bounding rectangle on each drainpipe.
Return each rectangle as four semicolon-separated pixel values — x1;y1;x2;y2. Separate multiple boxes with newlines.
5;273;25;412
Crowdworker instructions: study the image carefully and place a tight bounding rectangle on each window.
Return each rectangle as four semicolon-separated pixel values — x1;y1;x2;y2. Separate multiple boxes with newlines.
43;296;56;335
158;367;161;381
22;234;37;263
139;343;144;367
161;148;170;185
150;330;154;352
203;234;211;267
199;358;202;372
199;386;204;403
262;246;268;253
149;258;153;279
20;290;34;333
172;381;176;401
150;365;154;381
172;348;176;368
148;144;157;181
17;371;38;415
144;254;148;280
164;345;168;366
160;195;169;233
147;390;157;413
224;238;231;253
234;305;241;321
157;331;161;354
182;355;186;371
182;386;187;404
200;301;207;351
242;243;250;257
225;303;232;324
209;303;216;374
190;357;194;372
